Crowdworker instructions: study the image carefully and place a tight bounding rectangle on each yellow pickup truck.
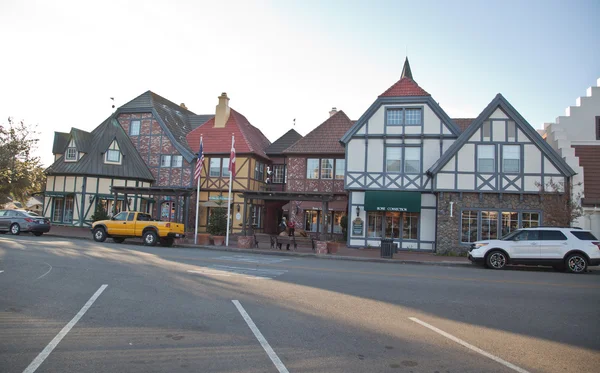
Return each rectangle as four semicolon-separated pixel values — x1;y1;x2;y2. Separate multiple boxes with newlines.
91;211;185;247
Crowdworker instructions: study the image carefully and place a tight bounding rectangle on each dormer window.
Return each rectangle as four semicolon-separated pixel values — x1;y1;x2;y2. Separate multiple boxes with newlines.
105;140;122;164
65;139;77;161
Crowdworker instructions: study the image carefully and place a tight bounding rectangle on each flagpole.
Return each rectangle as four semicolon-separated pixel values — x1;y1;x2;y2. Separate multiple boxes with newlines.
225;134;234;247
194;135;202;245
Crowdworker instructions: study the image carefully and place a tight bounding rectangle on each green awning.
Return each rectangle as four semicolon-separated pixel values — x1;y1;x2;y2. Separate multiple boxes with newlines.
364;191;421;212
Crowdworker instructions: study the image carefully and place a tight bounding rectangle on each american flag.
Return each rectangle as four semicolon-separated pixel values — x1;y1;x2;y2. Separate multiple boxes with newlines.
229;136;236;179
194;137;204;181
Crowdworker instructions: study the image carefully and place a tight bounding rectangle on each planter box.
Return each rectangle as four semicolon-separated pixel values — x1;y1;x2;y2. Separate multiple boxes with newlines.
212;236;225;246
196;234;211;245
327;242;341;254
237;236;253;249
315;240;328;254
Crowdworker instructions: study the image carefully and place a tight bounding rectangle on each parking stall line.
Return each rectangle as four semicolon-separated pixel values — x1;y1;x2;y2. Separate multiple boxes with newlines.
409;317;530;373
22;284;108;373
232;300;289;373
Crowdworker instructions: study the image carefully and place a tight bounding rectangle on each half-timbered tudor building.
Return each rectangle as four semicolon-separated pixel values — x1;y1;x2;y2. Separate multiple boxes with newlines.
341;59;576;252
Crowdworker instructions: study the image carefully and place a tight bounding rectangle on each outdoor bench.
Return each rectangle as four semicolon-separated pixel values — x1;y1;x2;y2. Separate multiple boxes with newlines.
276;235;316;251
253;233;276;249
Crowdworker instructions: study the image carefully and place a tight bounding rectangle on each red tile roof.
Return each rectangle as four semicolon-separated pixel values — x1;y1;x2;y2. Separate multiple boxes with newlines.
283;111;354;154
186;108;271;159
379;77;430;97
453;118;476;132
573;145;600;205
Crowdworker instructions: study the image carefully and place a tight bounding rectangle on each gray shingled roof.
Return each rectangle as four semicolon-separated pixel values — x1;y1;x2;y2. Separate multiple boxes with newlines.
118;91;205;162
45;116;154;181
265;129;302;155
190;115;213;130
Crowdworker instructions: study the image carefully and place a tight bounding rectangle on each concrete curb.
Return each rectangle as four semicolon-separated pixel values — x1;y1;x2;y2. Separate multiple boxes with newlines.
45;233;472;267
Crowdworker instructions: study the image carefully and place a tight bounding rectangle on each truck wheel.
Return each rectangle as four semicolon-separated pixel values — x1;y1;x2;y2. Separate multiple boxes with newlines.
143;231;158;246
93;228;107;242
160;237;174;247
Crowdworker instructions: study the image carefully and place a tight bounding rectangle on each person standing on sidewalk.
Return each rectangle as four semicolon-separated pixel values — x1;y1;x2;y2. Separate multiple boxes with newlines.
286;220;296;250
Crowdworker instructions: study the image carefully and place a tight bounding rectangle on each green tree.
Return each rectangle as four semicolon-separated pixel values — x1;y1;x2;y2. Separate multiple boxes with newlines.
207;207;228;236
91;201;109;222
0;117;42;204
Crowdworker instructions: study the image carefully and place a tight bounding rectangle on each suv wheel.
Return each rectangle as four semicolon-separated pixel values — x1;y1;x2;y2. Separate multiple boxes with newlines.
486;250;507;270
143;231;158;246
93;227;107;242
566;254;588;274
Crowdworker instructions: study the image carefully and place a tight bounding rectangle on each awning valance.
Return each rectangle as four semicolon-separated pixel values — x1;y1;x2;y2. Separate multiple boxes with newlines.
364;191;421;212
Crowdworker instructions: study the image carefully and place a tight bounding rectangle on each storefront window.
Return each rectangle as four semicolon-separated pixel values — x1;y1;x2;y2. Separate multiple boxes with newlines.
403;212;419;239
64;195;74;223
305;210;318;232
481;211;498;240
385;211;401;239
521;212;540;228
461;210;478;243
367;212;382;238
53;198;64;223
501;212;518;236
332;212;344;234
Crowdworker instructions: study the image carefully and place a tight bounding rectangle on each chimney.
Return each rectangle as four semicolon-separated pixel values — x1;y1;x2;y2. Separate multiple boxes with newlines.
329;107;337;117
214;92;230;128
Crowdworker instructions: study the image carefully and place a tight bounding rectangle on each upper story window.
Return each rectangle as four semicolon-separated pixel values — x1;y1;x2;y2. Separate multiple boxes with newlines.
335;159;345;179
65;139;77;161
386;108;422;126
172;155;183;167
272;165;286;183
306;158;344;180
385;147;421;173
105;140;121;164
209;157;230;177
254;162;264;180
404;148;421;173
477;145;495;173
320;159;333;179
386;147;402;172
130;120;141;136
596;116;600;140
160;155;171;167
502;145;520;173
307;159;319;179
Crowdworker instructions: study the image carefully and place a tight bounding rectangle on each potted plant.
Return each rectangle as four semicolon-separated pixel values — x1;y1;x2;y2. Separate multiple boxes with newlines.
207;206;228;246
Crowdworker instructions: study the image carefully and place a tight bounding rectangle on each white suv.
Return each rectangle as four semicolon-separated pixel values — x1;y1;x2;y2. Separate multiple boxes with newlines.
468;227;600;273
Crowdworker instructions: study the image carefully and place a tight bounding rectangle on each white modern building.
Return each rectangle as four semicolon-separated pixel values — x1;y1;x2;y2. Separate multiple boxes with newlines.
341;59;576;252
543;78;600;238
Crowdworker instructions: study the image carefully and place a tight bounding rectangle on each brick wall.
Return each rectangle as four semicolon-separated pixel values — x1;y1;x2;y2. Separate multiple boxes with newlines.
118;113;193;187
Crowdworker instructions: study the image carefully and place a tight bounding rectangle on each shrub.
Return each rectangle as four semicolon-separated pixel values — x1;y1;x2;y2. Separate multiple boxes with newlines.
91;201;109;222
207;207;228;236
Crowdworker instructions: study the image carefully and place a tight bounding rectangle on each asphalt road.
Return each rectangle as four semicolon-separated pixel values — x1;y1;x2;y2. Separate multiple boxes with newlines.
1;234;599;373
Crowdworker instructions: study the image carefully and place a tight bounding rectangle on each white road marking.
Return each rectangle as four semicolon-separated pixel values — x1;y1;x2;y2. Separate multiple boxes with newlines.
216;255;292;264
0;270;3;274
409;317;530;373
35;263;53;280
232;300;289;373
23;285;108;373
188;265;287;280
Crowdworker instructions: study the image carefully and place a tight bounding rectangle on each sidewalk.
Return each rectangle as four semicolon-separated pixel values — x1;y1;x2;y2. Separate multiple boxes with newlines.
44;225;471;267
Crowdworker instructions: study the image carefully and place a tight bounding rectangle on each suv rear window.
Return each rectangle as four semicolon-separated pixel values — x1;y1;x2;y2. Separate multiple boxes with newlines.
540;230;567;240
570;231;598;240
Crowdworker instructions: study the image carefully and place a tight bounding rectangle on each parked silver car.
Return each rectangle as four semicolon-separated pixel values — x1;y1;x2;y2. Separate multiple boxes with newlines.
0;209;51;236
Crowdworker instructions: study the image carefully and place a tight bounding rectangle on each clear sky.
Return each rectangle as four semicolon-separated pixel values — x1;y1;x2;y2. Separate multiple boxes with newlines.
1;0;598;167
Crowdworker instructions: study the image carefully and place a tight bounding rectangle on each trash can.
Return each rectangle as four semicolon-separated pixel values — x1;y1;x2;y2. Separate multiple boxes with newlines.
380;238;394;259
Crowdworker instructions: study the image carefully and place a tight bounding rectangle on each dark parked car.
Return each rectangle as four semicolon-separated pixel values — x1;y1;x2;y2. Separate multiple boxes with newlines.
0;209;51;236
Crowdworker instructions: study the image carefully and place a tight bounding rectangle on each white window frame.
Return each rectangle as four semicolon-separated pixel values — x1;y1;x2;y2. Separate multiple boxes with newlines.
104;140;121;164
306;159;319;179
272;165;285;184
335;159;345;180
160;155;172;168
404;147;421;173
320;159;333;179
130;120;141;136
385;147;402;173
404;108;422;125
209;158;221;177
171;155;183;167
65;147;77;161
477;145;495;173
222;157;230;177
386;109;403;126
502;145;520;173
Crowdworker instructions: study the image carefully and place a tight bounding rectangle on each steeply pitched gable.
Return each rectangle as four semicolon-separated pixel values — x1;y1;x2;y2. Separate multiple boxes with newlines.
52;132;70;154
266;129;302;155
283;111;354;154
427;94;576;176
45;116;154;181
